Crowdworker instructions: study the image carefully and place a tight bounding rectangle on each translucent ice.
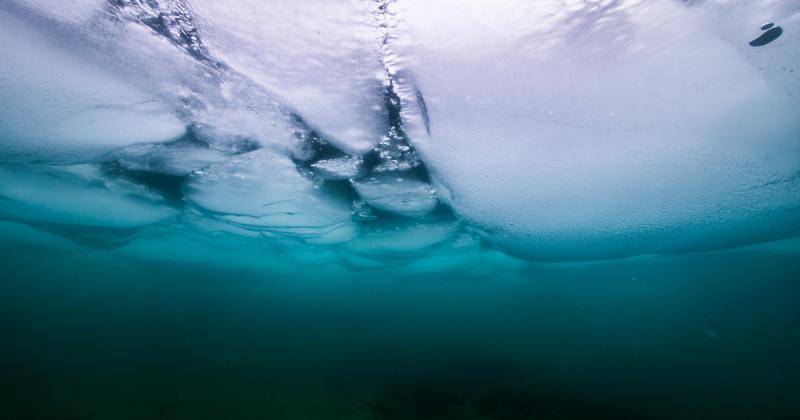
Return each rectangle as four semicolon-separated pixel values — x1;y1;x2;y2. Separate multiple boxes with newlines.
185;149;357;244
351;175;438;219
0;164;178;228
343;222;459;263
108;141;230;177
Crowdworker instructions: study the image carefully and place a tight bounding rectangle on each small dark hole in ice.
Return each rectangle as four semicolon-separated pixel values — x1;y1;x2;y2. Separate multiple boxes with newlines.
760;22;774;31
749;26;783;47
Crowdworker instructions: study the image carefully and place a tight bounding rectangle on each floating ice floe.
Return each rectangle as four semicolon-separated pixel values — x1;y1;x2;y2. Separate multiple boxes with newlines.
351;174;438;219
0;164;178;229
107;140;231;177
387;0;800;260
0;8;186;164
310;156;364;181
188;0;388;155
185;149;357;244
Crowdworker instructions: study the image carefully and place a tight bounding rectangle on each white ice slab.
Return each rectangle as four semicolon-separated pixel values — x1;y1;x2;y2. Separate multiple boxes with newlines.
0;9;186;163
185;149;357;244
388;0;800;260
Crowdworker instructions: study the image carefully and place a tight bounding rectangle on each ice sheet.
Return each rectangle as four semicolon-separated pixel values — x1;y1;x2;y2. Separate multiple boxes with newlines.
387;0;800;260
0;9;186;163
189;0;388;155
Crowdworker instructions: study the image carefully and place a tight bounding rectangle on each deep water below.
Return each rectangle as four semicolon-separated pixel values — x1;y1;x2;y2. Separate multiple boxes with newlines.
1;242;799;419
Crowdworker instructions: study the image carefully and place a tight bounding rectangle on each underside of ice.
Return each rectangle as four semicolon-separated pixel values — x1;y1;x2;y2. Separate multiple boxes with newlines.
0;0;798;265
188;0;389;155
0;9;186;163
352;175;438;219
186;149;357;244
0;164;178;229
387;0;800;260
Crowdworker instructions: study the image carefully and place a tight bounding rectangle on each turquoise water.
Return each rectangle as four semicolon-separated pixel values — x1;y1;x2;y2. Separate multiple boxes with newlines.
2;239;799;419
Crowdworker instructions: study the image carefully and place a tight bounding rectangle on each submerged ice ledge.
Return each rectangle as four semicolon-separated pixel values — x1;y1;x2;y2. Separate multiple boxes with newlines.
0;0;799;266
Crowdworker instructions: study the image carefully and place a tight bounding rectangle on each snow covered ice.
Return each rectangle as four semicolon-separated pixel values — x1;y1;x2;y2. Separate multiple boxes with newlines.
0;0;799;266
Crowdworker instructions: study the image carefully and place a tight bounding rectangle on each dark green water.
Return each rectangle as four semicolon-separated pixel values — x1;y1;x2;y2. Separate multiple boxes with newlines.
2;241;799;419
